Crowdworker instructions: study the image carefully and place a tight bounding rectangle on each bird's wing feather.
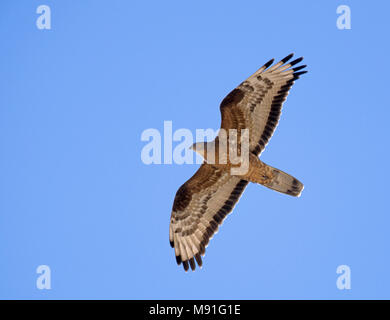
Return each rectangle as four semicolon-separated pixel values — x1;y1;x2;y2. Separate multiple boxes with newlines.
169;164;248;271
219;53;307;155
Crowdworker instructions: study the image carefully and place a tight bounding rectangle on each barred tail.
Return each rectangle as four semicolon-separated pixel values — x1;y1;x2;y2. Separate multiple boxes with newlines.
263;165;304;197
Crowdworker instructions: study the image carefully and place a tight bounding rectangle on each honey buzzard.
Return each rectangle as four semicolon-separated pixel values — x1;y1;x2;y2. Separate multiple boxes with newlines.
169;54;307;271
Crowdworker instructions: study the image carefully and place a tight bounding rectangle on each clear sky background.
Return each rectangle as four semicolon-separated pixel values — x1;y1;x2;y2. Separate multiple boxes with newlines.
1;1;389;299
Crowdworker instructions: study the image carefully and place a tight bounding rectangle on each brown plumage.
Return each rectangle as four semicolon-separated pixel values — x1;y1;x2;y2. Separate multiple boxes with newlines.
169;54;307;271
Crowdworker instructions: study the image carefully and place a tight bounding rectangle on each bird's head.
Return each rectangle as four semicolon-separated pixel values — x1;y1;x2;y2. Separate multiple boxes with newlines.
190;141;207;158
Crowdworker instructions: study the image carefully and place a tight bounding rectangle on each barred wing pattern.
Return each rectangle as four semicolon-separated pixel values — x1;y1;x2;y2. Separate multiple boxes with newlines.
220;53;306;155
169;164;248;271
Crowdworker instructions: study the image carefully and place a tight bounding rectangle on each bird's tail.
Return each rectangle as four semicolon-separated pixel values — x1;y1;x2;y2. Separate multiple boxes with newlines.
250;162;304;197
265;165;303;197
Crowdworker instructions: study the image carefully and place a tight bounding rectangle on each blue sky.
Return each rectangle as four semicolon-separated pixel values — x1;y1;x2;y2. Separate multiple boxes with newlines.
1;0;389;299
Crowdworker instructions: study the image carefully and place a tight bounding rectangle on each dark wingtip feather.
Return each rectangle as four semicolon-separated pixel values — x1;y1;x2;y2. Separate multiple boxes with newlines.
195;253;203;267
182;260;189;272
170;240;174;248
189;258;196;271
289;57;303;67
176;255;182;265
281;53;294;63
294;70;308;77
263;58;274;69
292;65;306;72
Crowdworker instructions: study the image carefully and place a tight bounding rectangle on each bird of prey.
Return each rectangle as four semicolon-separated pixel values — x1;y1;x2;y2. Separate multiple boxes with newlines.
169;54;307;271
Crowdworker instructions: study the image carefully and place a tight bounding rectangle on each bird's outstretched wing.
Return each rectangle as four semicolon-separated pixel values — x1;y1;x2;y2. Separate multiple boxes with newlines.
169;164;248;271
219;53;307;155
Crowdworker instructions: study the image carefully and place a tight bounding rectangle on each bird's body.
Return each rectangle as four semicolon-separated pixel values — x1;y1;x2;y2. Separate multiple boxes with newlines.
169;54;307;271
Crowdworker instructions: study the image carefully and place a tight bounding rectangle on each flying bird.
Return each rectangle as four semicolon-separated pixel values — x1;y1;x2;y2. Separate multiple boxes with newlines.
169;54;307;271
